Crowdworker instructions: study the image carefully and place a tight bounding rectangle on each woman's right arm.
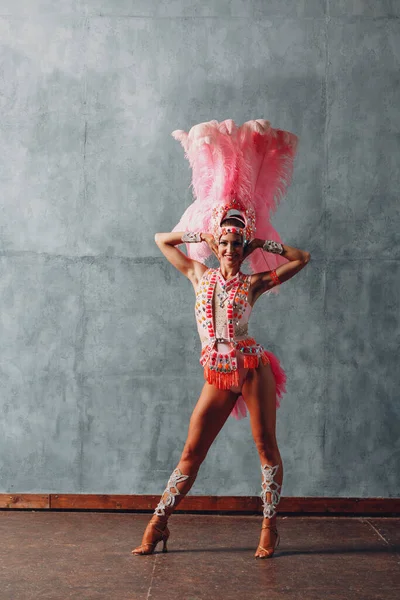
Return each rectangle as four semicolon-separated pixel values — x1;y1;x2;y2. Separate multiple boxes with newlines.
246;240;311;302
154;232;211;287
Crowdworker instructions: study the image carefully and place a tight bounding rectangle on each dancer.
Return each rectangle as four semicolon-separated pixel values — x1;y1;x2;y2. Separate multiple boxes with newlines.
132;119;310;558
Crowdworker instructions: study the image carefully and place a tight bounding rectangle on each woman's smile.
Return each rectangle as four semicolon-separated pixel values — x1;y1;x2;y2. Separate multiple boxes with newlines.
218;232;244;263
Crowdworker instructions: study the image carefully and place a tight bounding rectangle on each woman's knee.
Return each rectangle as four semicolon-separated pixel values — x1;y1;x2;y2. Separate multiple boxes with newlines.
179;443;208;471
253;433;280;462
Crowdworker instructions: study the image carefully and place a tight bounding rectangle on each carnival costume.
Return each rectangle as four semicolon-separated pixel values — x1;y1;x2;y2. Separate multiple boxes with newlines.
132;119;298;558
172;119;298;420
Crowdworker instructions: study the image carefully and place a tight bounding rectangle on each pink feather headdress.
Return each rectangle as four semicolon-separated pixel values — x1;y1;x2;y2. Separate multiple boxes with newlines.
172;119;298;279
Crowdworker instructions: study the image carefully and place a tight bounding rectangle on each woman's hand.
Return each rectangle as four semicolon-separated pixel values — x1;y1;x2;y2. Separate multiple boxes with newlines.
242;238;262;261
201;233;219;258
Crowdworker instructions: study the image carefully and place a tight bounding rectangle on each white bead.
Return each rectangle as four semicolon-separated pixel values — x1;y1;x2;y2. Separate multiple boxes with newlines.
154;468;189;516
260;464;281;519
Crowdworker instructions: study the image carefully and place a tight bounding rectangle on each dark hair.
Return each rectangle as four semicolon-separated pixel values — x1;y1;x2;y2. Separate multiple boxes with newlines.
220;217;245;228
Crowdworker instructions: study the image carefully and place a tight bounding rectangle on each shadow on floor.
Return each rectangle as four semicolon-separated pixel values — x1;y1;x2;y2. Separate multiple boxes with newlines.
0;512;399;600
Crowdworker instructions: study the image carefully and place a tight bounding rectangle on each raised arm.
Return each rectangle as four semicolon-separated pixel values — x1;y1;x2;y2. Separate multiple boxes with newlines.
154;231;212;288
247;239;311;303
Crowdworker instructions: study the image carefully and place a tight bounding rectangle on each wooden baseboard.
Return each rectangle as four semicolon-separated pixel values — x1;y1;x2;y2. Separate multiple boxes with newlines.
0;494;399;515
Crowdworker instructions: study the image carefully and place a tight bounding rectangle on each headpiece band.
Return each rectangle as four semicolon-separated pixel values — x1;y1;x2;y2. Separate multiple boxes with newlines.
219;226;244;237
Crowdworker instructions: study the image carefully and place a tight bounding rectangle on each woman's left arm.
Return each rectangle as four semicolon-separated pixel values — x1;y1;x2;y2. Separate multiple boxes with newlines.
246;239;311;298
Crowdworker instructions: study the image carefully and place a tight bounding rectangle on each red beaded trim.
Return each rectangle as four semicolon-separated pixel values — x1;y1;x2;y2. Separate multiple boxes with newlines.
205;270;217;341
199;269;244;368
270;269;281;286
219;226;244;237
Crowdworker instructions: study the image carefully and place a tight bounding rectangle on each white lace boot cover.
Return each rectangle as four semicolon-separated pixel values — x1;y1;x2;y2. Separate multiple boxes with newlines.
260;464;281;519
154;468;190;517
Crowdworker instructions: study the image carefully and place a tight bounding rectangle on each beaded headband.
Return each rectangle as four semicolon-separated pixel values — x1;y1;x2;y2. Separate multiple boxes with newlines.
218;226;244;238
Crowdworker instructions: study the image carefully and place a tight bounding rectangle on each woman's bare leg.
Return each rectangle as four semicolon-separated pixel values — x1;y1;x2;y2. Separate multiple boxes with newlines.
242;361;283;557
156;381;239;513
132;382;238;554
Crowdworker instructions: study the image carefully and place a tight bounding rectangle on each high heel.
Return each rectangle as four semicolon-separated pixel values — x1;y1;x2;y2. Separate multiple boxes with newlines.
132;467;190;556
131;518;170;555
254;524;280;559
255;462;282;559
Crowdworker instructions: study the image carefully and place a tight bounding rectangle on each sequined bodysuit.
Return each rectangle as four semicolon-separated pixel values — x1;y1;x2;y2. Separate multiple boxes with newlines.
210;271;251;390
195;268;281;419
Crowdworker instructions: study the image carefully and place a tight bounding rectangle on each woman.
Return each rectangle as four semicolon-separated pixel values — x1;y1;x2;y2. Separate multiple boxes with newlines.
132;208;310;558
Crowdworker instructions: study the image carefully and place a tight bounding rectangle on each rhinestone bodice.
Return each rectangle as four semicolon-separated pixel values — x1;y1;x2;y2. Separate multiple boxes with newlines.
194;268;272;392
195;268;252;345
213;277;251;339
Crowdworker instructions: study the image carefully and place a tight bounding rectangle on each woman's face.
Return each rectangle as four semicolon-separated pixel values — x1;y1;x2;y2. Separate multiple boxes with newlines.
218;232;244;266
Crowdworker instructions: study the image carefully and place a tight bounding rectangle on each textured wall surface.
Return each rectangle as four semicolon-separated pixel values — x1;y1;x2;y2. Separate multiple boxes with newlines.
0;1;399;498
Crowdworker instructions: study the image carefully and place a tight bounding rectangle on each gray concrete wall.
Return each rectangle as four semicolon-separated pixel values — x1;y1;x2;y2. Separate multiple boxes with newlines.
0;1;399;498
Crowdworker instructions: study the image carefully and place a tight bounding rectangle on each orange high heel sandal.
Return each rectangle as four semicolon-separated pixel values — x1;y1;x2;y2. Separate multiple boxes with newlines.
131;518;170;555
132;467;189;556
255;463;282;559
255;524;280;559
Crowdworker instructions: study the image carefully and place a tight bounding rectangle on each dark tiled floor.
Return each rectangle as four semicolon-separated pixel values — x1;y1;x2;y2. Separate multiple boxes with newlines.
0;512;399;599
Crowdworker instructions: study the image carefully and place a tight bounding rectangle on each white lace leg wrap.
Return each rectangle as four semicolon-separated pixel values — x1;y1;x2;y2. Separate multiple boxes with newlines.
154;468;189;517
260;463;281;519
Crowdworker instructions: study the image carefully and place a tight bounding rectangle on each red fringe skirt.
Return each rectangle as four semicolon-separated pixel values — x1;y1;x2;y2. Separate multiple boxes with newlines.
202;342;287;421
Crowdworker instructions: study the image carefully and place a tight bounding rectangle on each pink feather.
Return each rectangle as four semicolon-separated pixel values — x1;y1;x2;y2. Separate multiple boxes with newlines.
171;119;298;269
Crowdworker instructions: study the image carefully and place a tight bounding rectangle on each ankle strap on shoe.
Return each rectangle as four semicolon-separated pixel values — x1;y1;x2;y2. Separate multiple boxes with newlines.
262;524;278;532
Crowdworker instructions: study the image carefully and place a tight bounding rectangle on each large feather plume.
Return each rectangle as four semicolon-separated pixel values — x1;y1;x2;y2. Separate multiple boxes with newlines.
172;119;298;275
